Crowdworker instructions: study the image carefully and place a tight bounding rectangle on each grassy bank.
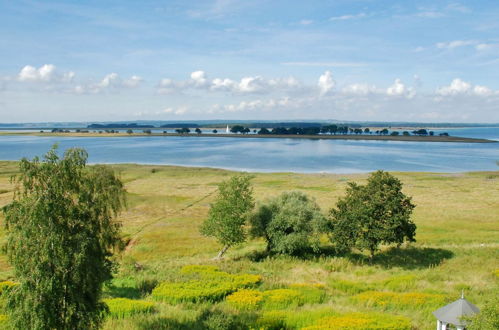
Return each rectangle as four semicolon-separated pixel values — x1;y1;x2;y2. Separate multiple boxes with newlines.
0;162;497;329
0;131;495;143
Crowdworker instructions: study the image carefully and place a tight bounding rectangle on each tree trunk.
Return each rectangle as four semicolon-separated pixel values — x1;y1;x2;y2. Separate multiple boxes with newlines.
369;248;375;262
214;245;229;259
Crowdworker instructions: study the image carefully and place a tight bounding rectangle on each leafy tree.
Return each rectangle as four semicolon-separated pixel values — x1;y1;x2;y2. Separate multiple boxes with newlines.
390;131;400;136
2;146;126;329
258;128;270;135
143;129;152;134
466;292;499;330
329;170;416;259
364;128;370;134
230;125;245;134
249;191;327;255
195;128;202;134
212;129;218;134
381;128;389;135
402;131;410;136
200;175;254;259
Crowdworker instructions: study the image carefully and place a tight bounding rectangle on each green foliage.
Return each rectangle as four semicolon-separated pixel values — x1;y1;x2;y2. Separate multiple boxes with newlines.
197;308;246;330
103;298;155;318
151;265;261;303
249;191;327;255
2;146;126;329
329;170;416;258
466;291;499;330
200;175;254;258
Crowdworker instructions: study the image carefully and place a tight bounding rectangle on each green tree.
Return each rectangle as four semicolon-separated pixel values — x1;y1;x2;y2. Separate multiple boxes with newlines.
2;146;126;329
249;191;327;255
126;129;133;134
195;128;202;134
200;175;254;259
329;170;416;259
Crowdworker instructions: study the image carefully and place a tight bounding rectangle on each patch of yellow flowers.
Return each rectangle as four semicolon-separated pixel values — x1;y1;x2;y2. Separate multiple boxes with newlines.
152;265;262;303
103;298;155;318
302;312;411;330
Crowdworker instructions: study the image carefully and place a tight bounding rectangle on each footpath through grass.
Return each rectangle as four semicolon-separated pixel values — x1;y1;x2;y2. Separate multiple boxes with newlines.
0;161;497;329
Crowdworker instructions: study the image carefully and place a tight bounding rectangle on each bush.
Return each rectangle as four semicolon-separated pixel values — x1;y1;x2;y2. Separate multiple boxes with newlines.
198;308;246;330
353;291;446;309
152;266;261;303
249;191;327;255
103;298;155;318
302;312;412;330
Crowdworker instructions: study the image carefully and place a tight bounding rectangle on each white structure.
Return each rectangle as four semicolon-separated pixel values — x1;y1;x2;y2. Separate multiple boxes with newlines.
433;293;479;330
226;125;230;133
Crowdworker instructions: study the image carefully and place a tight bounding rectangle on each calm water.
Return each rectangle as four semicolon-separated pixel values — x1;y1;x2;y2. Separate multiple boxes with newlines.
0;127;497;173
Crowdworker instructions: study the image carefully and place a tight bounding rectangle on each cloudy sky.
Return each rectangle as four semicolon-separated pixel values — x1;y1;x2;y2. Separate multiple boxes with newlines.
1;0;499;123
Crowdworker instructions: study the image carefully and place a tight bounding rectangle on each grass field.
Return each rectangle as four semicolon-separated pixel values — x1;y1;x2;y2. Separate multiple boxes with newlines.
0;161;497;329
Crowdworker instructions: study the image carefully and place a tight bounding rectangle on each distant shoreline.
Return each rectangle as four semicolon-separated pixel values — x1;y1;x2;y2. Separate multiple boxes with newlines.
0;131;495;143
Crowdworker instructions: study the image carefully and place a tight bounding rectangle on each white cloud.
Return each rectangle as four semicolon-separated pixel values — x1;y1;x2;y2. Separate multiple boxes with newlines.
386;79;415;98
436;78;471;96
18;64;75;83
329;13;366;21
74;73;143;94
341;83;378;95
436;78;496;97
473;85;493;96
318;71;335;95
436;40;476;49
161;106;188;115
158;71;304;95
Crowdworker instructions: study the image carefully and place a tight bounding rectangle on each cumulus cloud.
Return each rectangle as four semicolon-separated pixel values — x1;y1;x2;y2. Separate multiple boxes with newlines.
318;71;335;95
160;106;188;115
158;71;304;95
436;78;496;97
18;64;75;83
73;73;143;94
386;79;415;98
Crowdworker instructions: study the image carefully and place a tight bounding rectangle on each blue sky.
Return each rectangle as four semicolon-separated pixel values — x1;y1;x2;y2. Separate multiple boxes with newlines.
1;0;499;122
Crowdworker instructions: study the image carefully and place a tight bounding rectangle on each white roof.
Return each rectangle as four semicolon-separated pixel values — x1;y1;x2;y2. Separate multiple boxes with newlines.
433;297;480;326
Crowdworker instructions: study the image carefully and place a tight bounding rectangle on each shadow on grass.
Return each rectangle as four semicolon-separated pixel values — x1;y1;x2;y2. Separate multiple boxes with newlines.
347;246;454;270
238;245;342;262
239;245;453;270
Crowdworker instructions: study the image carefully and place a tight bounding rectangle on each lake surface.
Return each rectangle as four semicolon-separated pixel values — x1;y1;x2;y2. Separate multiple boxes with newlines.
0;127;498;173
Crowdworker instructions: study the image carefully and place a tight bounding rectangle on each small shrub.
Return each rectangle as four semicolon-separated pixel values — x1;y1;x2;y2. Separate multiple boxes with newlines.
303;312;412;330
198;308;246;330
353;291;446;309
103;298;155;318
226;289;263;310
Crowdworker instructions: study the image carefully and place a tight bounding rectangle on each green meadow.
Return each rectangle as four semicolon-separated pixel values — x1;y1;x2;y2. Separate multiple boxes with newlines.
0;161;497;329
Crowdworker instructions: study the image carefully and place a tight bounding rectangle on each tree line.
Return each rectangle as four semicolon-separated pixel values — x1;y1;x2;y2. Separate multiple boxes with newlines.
201;171;417;260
